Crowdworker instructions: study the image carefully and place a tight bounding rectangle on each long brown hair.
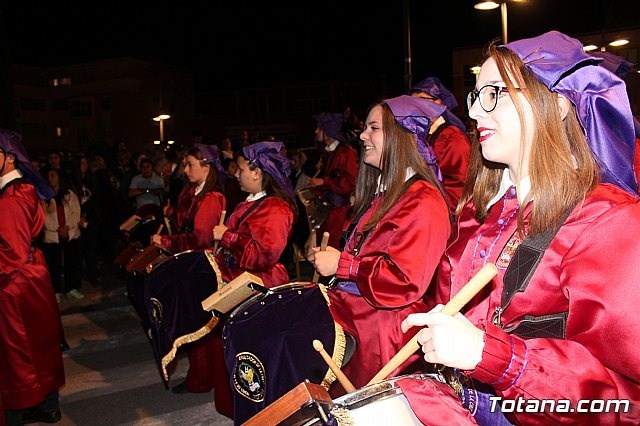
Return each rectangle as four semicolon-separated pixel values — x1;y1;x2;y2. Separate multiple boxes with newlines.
457;42;599;235
187;146;222;202
352;102;443;231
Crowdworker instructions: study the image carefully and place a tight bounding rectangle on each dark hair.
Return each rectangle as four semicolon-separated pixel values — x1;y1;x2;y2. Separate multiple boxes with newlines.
237;152;298;217
187;146;222;201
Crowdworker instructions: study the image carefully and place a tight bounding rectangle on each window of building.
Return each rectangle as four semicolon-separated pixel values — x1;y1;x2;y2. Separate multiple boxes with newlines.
51;77;72;87
69;99;93;117
19;98;47;111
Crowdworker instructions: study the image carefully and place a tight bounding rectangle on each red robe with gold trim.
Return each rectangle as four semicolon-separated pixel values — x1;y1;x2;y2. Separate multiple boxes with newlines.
0;180;65;409
427;183;640;425
429;123;471;212
328;179;451;391
217;196;294;287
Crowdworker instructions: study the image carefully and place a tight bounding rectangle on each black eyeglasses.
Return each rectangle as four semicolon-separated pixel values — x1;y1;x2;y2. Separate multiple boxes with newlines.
466;84;516;113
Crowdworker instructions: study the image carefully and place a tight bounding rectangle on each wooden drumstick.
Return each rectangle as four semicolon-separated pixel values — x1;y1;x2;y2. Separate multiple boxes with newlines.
155;224;164;235
366;262;498;386
212;210;227;252
312;231;330;283
313;339;356;393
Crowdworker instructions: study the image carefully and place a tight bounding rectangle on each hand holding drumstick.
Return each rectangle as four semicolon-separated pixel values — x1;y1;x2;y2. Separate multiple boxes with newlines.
212;210;227;251
367;263;498;385
308;232;334;282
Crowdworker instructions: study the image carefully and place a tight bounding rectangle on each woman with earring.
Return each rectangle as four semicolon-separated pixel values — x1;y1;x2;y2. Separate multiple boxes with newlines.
213;141;296;287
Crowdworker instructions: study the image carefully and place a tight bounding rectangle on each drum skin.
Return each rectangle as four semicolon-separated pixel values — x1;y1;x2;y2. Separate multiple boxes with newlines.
223;283;343;425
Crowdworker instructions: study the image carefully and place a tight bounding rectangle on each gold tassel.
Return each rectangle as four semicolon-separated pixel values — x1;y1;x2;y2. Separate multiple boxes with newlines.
330;407;354;426
318;283;347;390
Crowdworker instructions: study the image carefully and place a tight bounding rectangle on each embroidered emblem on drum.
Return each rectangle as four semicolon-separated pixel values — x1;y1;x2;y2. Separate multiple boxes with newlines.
496;233;523;269
233;352;266;402
149;298;163;327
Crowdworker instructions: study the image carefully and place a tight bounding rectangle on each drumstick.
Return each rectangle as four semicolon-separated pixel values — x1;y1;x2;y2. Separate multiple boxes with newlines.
312;231;329;283
366;262;498;386
155;224;164;235
313;339;357;393
212;210;227;252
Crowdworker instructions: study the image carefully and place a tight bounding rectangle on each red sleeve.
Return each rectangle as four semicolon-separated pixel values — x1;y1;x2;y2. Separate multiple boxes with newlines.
0;191;37;286
320;145;358;195
165;192;225;252
336;182;451;308
222;198;293;272
466;199;640;425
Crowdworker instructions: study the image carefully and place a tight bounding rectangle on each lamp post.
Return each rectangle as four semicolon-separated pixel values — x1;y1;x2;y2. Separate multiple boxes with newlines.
474;0;516;43
152;114;170;144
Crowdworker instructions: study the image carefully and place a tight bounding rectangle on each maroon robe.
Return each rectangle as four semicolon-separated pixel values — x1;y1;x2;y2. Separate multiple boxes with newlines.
161;190;225;253
216;196;294;288
0;180;65;409
417;183;640;425
428;123;471;212
328;179;451;392
316;143;358;249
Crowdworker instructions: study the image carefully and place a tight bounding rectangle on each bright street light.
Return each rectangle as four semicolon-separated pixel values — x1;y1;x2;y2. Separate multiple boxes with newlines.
152;114;171;142
474;0;528;44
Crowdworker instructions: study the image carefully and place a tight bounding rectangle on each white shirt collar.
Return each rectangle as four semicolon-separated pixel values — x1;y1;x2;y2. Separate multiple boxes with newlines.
0;169;23;190
325;140;340;152
486;168;531;208
376;167;416;194
194;181;206;196
246;190;267;202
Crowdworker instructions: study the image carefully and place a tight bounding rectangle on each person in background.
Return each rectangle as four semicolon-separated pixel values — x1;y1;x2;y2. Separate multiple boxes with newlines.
310;96;451;393
41;167;85;302
411;76;471;213
213;141;296;287
128;158;165;212
150;144;226;398
401;31;640;425
220;137;234;160
0;129;65;425
309;112;358;249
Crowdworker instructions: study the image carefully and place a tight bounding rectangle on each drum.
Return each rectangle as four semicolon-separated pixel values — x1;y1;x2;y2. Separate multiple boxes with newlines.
223;282;347;425
325;374;443;426
143;249;222;381
125;244;171;275
297;188;330;233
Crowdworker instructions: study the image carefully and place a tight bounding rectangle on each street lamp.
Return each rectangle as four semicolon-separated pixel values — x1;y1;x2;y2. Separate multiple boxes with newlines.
474;0;527;44
152;114;171;143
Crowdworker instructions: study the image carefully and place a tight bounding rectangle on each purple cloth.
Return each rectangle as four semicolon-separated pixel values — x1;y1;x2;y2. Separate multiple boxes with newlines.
411;76;467;132
242;141;294;198
0;128;54;200
505;31;638;194
194;143;225;185
591;51;635;79
384;95;446;181
313;112;349;144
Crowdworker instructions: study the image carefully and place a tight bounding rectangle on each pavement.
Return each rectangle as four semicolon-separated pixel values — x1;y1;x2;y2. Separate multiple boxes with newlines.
53;259;235;426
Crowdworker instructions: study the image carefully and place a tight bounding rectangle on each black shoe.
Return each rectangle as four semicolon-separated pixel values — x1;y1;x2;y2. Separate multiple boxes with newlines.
22;408;62;424
171;380;189;394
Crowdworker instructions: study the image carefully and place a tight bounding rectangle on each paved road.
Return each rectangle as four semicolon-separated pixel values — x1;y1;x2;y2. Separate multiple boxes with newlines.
54;263;234;426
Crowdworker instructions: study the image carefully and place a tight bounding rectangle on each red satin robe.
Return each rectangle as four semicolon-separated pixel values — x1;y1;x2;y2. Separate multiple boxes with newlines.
428;124;471;212
429;183;640;425
0;180;65;409
217;196;294;287
160;191;225;253
316;144;358;249
328;179;451;391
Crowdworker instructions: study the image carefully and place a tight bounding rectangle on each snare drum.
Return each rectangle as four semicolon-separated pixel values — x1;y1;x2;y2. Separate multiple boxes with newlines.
327;374;443;425
223;282;346;425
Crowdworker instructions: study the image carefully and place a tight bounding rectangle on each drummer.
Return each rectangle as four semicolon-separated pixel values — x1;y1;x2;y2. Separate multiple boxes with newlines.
402;31;640;425
310;95;451;392
151;144;225;253
150;143;226;398
213;141;296;287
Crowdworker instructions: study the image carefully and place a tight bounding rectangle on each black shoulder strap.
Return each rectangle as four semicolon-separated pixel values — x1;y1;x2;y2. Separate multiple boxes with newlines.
501;206;574;310
235;196;268;227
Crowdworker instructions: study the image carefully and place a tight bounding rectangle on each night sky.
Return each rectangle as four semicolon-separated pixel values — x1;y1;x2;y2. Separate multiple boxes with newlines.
1;0;638;92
